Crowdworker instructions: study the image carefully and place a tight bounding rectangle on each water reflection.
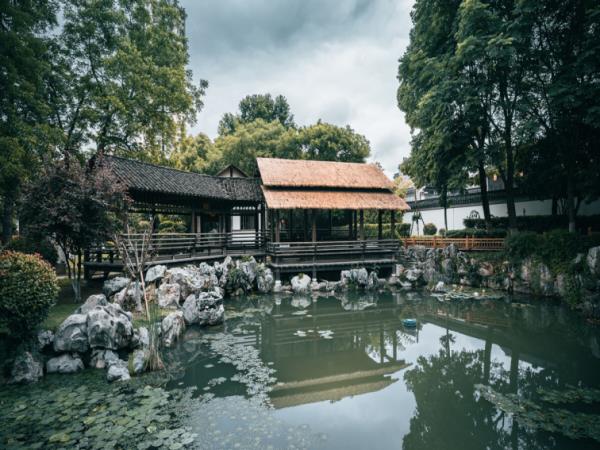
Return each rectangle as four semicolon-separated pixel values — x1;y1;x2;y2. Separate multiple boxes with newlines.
167;290;600;450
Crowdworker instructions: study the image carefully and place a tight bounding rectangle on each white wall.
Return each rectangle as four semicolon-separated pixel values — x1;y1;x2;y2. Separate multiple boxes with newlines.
403;198;600;234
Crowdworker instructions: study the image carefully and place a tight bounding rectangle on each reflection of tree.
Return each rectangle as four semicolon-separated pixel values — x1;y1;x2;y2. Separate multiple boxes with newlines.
403;349;512;450
403;345;574;450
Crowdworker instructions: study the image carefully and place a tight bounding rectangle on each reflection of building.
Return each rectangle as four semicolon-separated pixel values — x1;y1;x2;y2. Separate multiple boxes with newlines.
261;296;412;408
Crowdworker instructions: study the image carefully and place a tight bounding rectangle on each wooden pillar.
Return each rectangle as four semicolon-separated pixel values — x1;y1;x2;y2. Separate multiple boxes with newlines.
353;211;358;239
328;210;332;240
391;210;396;238
190;210;196;233
311;209;317;242
377;210;383;240
359;209;364;240
275;210;281;242
348;210;353;238
303;210;308;242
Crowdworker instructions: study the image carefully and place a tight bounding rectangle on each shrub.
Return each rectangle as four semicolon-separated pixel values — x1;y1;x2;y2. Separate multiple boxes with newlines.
438;228;446;237
4;236;58;265
0;251;59;339
504;231;540;261
463;214;600;234
423;223;437;235
446;228;507;238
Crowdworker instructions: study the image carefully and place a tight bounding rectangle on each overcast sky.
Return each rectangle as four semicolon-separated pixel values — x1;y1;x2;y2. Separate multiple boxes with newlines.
180;0;414;176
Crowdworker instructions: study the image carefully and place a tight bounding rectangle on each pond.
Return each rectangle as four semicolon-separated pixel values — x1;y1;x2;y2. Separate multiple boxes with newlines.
2;290;600;449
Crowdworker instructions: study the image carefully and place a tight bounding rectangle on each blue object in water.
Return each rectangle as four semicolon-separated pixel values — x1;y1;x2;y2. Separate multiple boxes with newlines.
403;318;417;328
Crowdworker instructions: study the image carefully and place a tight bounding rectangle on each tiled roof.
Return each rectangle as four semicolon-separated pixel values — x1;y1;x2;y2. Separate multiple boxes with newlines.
105;156;262;202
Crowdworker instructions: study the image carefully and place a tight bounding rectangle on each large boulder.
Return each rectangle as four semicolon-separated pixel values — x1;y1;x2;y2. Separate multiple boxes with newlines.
182;291;224;326
256;266;275;293
145;264;167;283
238;257;258;285
478;262;494;278
107;359;131;382
89;349;120;369
405;268;423;283
157;283;181;309
291;274;311;294
87;303;134;350
588;246;600;276
76;294;108;315
341;268;369;287
366;271;379;290
103;277;130;298
53;314;89;353
132;326;150;349
164;267;214;298
10;351;43;384
161;311;186;347
46;354;84;374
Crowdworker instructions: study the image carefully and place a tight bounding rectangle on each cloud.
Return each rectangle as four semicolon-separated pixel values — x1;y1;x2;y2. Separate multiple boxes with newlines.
181;0;414;175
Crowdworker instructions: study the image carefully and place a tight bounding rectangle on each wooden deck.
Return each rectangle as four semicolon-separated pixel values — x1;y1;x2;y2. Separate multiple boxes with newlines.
402;236;504;251
83;231;266;278
267;239;400;276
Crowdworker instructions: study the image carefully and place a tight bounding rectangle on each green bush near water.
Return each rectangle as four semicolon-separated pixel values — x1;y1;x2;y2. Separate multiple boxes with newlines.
0;251;59;340
423;223;437;235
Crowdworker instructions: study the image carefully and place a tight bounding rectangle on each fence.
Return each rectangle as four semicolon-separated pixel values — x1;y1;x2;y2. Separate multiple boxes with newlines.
402;236;504;251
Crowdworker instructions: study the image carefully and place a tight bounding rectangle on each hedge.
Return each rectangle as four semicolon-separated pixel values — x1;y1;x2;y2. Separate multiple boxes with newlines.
445;228;507;238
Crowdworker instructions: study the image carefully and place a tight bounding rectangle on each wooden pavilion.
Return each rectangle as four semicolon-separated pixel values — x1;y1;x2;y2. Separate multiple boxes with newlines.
84;156;409;278
257;157;409;279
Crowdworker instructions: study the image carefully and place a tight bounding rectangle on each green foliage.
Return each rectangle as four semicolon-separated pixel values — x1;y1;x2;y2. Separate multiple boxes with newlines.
504;231;541;261
218;94;295;135
4;235;58;265
445;228;507;238
0;251;59;339
423;223;437;236
170;131;213;173
295;121;370;162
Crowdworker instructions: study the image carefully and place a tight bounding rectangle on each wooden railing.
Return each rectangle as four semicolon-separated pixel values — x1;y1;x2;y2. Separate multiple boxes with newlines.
267;239;401;269
402;236;504;251
84;231;267;265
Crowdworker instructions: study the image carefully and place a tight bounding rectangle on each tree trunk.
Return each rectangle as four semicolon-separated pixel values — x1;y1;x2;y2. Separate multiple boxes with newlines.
477;160;491;228
504;140;517;231
551;196;558;216
1;188;16;244
566;169;576;233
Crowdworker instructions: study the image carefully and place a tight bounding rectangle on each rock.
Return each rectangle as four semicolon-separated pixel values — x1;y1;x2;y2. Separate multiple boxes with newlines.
107;359;131;382
87;303;134;350
478;262;494;278
291;274;311;293
76;294;108;315
161;311;186;347
46;354;84;374
157;283;181;309
238;257;258;284
103;276;130;298
443;243;458;259
89;349;120;369
145;264;167;283
133;326;150;349
10;351;43;384
113;282;143;312
256;266;275;293
182;291;224;326
130;349;148;374
441;259;455;277
164;267;214;298
588;246;600;276
367;271;379;290
53;314;89;353
538;263;555;295
37;330;54;350
433;281;446;292
405;269;423;283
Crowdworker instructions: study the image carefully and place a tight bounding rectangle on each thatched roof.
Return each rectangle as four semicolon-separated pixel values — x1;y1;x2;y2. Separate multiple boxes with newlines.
257;157;409;210
104;156;262;203
262;187;409;210
257;157;394;189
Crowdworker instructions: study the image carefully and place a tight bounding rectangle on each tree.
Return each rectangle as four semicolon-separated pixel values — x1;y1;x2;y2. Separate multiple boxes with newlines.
218;94;295;135
0;0;58;243
209;119;300;175
48;0;207;162
20;158;129;301
296;121;371;162
170;127;214;173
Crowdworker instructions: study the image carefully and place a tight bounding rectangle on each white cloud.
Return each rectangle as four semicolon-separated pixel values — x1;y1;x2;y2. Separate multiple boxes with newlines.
181;0;415;175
